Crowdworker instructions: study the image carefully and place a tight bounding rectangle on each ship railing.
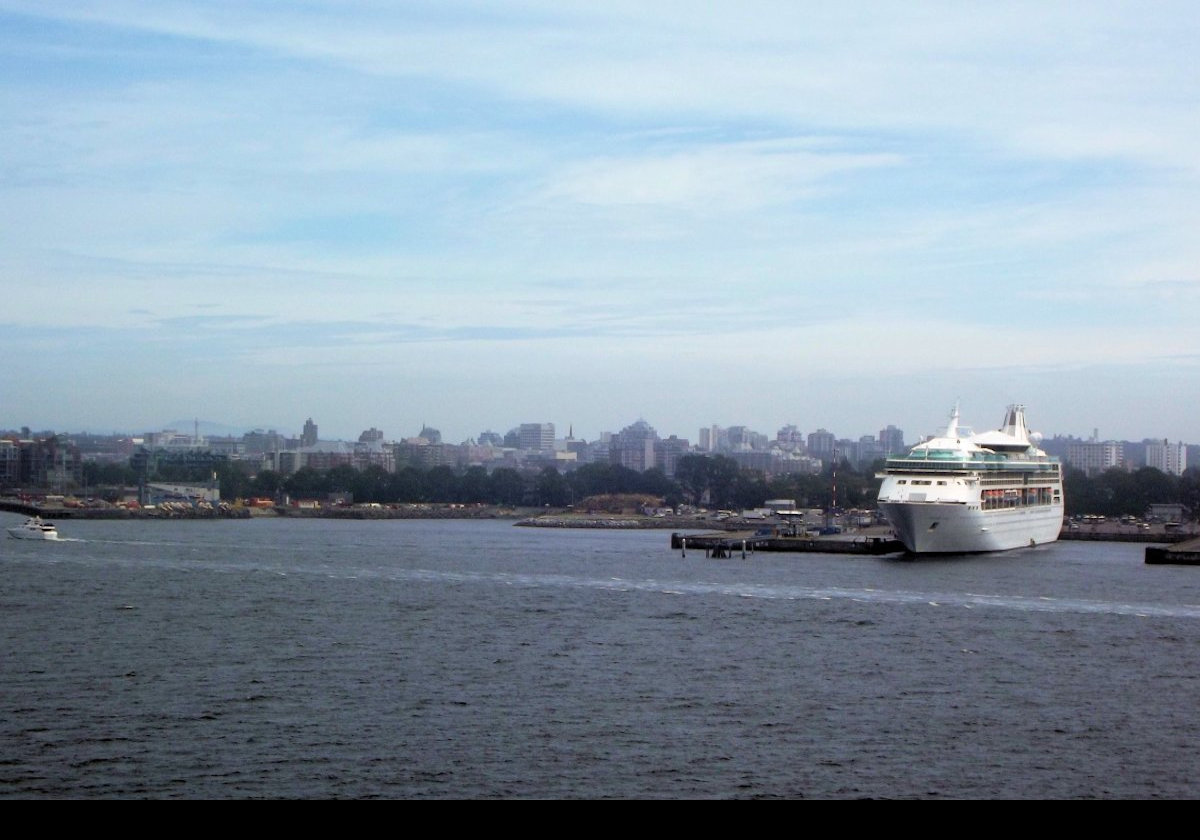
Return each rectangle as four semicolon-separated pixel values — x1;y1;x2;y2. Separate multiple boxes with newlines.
883;457;1060;473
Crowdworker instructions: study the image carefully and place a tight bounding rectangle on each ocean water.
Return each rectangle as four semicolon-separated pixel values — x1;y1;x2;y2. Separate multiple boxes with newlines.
2;517;1198;799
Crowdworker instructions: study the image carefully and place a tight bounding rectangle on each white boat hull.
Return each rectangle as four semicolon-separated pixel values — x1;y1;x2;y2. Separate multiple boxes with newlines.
879;501;1063;554
7;518;60;540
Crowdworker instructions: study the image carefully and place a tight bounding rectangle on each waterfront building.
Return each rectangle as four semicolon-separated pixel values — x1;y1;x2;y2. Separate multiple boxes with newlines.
0;438;20;487
610;420;659;472
3;436;83;490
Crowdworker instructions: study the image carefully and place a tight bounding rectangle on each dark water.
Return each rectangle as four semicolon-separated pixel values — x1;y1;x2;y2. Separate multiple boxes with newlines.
2;517;1198;799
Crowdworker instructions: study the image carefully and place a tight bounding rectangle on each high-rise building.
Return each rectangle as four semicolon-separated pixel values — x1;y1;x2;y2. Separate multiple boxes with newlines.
1146;439;1187;476
878;425;905;455
807;428;836;462
301;418;318;448
610;419;659;472
655;435;691;477
519;423;555;452
777;425;803;445
478;430;504;447
1066;440;1124;475
700;425;728;452
855;435;884;467
242;429;286;456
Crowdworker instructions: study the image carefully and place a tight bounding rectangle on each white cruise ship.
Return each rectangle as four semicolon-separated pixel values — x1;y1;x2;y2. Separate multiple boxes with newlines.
876;405;1064;554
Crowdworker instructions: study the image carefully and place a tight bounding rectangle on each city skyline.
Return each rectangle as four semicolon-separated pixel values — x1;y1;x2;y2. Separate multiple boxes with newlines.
5;408;1193;452
2;3;1198;443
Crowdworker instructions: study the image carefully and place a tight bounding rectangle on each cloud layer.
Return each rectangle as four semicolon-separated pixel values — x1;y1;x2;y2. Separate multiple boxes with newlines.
1;2;1197;442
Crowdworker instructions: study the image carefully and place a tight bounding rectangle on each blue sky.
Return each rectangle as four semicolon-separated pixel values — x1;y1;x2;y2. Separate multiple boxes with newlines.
2;1;1197;445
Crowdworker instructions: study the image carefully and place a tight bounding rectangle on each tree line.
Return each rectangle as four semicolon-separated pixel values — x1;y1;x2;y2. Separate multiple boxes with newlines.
81;455;1200;518
1063;466;1200;518
81;454;884;511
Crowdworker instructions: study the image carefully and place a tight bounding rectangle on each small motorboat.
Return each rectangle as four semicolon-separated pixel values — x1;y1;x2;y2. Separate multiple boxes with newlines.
7;516;60;540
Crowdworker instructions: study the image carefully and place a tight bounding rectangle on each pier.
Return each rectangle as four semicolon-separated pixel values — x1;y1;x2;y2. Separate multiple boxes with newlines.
673;522;1200;558
671;530;904;557
1145;536;1200;565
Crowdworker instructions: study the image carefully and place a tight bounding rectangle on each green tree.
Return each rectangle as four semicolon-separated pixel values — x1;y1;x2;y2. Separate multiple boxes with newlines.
355;465;393;504
489;468;526;506
674;454;711;506
324;464;360;495
389;467;424;502
251;470;282;498
1180;468;1200;520
730;470;768;510
638;467;682;507
706;455;741;509
423;465;459;502
216;461;253;501
533;466;569;506
284;466;326;497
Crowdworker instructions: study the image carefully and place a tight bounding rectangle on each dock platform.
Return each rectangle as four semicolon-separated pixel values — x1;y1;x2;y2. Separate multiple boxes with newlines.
1145;536;1200;565
671;530;904;557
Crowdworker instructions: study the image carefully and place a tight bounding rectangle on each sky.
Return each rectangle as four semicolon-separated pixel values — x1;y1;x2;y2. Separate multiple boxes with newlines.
2;1;1198;445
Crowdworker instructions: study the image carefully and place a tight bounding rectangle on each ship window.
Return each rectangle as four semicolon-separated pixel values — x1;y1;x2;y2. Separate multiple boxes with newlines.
897;479;907;485
936;480;947;485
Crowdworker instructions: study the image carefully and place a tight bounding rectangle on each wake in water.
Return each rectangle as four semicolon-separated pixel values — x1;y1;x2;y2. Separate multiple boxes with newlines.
390;567;1200;620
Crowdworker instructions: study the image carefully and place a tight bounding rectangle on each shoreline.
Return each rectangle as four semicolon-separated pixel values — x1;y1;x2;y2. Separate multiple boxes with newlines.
15;504;533;521
8;504;1198;543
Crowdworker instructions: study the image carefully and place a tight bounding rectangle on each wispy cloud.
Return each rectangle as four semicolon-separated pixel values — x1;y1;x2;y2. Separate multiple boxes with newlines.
2;1;1198;440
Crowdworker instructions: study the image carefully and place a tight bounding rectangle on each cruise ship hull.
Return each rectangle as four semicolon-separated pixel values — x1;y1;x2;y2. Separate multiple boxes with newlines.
879;501;1063;554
